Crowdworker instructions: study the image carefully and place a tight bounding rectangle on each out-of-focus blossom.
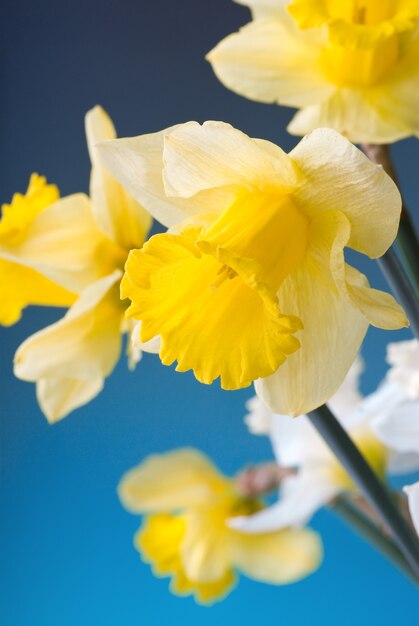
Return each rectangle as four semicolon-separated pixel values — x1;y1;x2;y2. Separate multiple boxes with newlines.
208;1;419;143
99;121;406;415
231;345;419;533
14;106;152;422
118;448;322;605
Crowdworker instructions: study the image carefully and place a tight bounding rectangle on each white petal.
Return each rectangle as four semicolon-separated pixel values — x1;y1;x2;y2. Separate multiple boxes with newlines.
387;339;419;400
371;398;419;455
404;482;419;537
229;470;339;532
244;395;273;435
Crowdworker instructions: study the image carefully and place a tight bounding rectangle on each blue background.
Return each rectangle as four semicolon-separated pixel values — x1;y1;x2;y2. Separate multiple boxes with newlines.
1;1;418;624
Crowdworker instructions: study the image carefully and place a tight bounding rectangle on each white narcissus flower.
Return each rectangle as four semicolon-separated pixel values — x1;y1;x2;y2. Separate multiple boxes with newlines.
231;344;419;533
14;106;152;423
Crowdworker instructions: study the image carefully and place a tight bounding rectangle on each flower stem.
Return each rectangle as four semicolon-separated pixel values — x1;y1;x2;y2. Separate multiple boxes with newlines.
332;496;418;586
308;404;419;579
362;143;419;295
377;248;419;339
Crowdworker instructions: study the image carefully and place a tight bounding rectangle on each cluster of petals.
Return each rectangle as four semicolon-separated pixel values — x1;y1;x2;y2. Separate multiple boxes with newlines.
118;448;322;604
12;107;152;422
208;0;419;143
99;120;406;416
232;340;419;534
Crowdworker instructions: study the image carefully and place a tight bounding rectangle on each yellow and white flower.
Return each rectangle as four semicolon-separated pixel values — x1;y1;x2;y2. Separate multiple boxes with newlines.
118;448;322;605
232;344;419;533
14;106;152;423
208;1;419;143
98;121;406;415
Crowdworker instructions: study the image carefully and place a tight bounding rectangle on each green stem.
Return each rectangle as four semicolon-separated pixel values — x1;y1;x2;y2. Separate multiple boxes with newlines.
332;496;418;586
362;143;419;295
308;404;419;579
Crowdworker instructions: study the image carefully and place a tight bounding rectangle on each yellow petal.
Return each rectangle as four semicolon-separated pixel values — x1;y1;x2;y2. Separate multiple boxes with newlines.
181;510;231;583
14;271;123;421
287;88;411;144
0;258;75;326
207;18;333;108
255;212;369;416
163;121;300;198
96;125;199;228
137;513;236;605
121;232;301;390
235;0;286;19
118;449;229;514
230;526;322;584
0;193;124;295
86;106;151;249
36;377;104;424
290;127;401;258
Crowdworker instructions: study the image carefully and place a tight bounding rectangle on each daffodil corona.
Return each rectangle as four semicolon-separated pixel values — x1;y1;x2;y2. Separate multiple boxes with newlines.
99;121;407;415
208;0;419;143
118;448;322;604
13;106;152;422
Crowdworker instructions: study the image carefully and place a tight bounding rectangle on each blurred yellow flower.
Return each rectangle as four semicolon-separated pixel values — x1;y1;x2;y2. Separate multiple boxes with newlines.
14;106;152;423
208;0;419;143
118;448;322;605
0;175;74;325
99;121;406;415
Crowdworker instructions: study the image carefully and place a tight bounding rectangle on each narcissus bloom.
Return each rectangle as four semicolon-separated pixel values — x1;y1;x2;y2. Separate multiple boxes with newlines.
232;349;419;533
0;174;108;326
99;121;406;415
208;1;419;143
118;448;322;604
14;106;152;422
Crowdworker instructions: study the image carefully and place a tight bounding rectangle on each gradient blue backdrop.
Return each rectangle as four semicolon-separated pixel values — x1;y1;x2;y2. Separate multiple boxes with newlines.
1;1;418;624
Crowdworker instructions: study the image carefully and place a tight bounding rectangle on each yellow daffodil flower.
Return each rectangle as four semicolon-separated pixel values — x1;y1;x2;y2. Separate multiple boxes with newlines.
14;106;152;423
98;121;407;415
0;174;108;326
208;1;419;143
118;448;322;605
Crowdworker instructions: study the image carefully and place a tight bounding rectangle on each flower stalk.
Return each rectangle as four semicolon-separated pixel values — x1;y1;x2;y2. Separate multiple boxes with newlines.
308;404;419;579
362;143;419;296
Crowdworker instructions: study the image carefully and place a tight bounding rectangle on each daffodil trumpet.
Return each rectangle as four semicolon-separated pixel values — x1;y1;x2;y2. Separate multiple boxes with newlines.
308;403;419;579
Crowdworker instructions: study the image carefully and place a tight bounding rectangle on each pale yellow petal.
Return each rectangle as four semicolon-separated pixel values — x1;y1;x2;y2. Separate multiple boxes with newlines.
290;127;401;257
0;258;75;326
207;18;333;108
0;194;124;294
235;0;287;19
181;510;231;583
86;106;151;249
163;121;299;198
118;449;228;514
230;526;322;584
36;377;104;424
256;213;369;416
96;126;200;228
14;271;123;384
288;88;411;144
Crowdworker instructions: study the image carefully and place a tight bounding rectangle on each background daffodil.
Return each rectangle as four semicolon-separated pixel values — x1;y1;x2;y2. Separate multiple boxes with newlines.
99;121;406;415
118;448;323;605
231;347;419;534
14;106;152;423
208;0;419;143
0;173;115;326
